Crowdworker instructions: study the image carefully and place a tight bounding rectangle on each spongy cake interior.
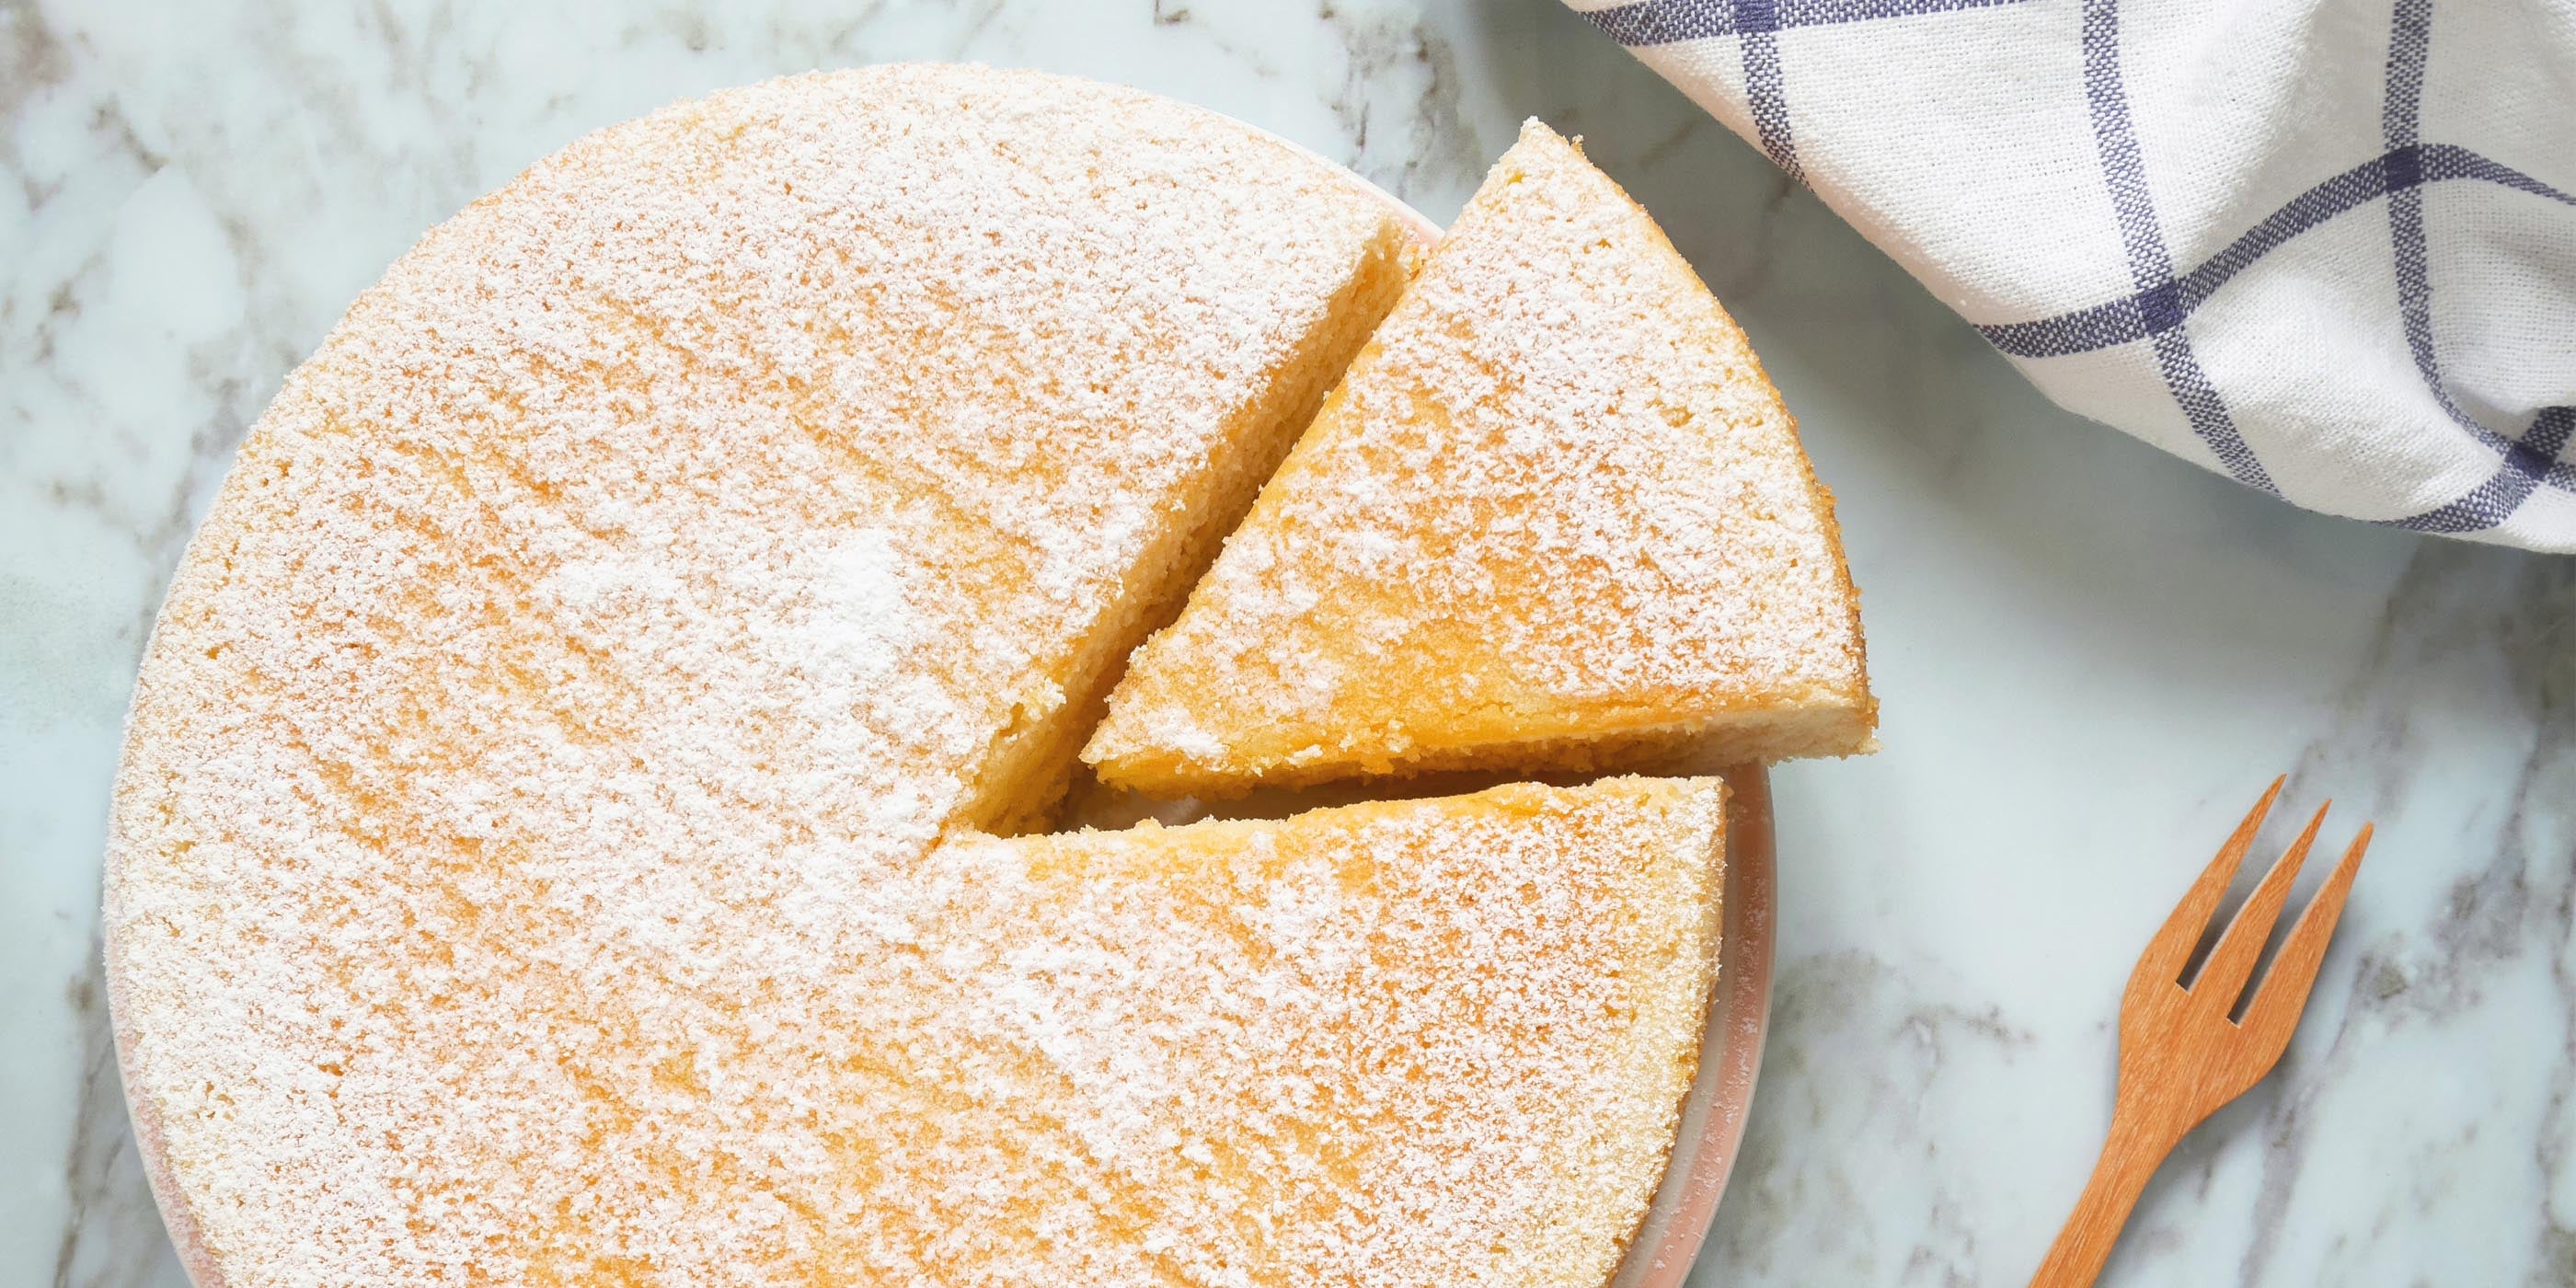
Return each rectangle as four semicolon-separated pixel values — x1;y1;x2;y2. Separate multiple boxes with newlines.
1082;121;1876;796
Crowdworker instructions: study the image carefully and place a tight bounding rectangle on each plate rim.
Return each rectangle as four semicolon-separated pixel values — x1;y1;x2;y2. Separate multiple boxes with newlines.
1610;763;1776;1286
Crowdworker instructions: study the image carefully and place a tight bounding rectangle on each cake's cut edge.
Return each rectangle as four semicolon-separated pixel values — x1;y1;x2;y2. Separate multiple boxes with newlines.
1087;688;1877;797
965;210;1420;835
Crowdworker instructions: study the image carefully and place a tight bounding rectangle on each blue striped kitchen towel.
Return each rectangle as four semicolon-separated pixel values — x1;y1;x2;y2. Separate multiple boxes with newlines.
1570;0;2576;551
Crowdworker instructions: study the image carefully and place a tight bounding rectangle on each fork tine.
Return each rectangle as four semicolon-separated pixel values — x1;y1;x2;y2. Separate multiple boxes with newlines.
2192;802;2328;1011
2238;823;2372;1049
2131;776;2283;995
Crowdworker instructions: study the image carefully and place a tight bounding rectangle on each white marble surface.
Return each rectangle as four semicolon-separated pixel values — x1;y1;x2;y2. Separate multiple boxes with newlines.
5;1;2570;1283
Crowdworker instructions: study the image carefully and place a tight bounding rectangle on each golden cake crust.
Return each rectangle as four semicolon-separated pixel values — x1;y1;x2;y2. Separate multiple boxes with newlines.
1085;121;1876;795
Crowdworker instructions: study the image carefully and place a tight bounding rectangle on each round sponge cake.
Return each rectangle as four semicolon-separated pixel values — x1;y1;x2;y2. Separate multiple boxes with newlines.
105;65;1723;1288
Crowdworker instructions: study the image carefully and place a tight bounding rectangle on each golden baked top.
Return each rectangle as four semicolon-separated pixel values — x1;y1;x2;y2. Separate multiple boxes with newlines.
1087;121;1875;792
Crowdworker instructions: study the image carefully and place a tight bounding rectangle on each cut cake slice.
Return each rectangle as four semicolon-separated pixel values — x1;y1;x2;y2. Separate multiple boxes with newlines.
1086;120;1875;794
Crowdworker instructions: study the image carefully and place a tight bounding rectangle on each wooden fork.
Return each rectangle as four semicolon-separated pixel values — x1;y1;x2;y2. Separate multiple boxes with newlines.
2030;777;2373;1287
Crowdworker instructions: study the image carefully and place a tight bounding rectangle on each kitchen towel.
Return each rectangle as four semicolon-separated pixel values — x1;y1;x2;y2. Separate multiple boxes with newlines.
1569;0;2576;551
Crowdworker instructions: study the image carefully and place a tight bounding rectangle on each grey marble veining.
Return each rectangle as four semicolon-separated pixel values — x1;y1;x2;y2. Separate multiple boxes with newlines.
5;1;2569;1284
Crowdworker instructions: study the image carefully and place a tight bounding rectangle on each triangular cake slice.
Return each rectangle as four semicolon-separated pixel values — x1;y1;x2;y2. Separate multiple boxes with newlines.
911;776;1725;1286
1085;121;1875;793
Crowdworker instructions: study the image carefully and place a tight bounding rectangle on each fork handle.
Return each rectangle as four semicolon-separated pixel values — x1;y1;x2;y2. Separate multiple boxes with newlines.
2029;1110;2175;1288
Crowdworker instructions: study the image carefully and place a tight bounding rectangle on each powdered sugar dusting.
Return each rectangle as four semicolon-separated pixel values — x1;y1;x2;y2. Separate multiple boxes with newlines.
97;63;1597;1287
1088;121;1874;787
